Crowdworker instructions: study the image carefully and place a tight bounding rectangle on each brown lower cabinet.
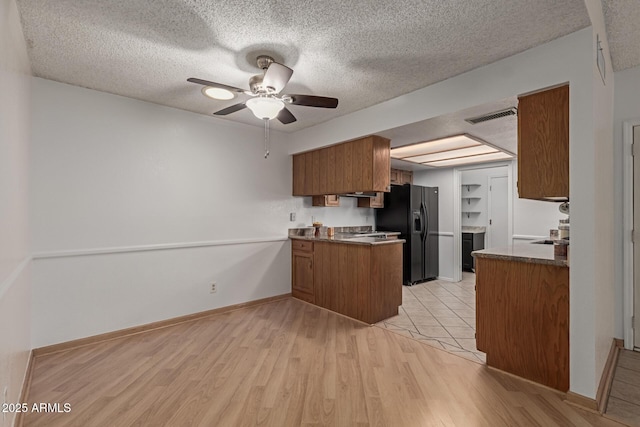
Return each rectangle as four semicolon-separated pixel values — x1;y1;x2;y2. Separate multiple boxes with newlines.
475;256;569;391
291;240;315;303
291;239;403;324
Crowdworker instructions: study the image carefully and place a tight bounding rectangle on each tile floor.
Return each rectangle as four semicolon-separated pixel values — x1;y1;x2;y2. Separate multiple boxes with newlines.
606;348;640;425
376;271;486;363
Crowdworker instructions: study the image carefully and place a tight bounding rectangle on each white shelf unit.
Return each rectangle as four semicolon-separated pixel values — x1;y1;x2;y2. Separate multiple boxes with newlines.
461;197;481;205
461;211;481;218
461;184;482;219
462;184;481;192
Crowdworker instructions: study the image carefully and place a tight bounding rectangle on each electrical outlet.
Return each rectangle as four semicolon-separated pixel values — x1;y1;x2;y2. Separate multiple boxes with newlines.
289;212;296;221
210;282;217;294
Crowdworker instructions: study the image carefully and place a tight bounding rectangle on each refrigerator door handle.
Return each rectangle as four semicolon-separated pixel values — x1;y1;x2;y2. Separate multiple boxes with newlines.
420;202;428;242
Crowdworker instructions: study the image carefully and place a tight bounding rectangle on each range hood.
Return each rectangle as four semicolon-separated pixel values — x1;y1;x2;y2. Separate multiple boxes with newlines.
339;191;378;198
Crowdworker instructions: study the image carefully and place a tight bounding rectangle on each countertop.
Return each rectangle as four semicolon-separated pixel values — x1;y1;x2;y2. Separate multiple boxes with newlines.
289;232;404;246
472;244;568;267
462;226;486;234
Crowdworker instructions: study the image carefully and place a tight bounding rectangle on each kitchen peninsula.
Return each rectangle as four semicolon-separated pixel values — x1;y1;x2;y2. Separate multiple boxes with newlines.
473;244;569;391
289;227;404;324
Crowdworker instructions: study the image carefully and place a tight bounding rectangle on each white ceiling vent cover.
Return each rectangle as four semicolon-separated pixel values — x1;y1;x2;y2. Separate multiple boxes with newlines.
465;107;517;125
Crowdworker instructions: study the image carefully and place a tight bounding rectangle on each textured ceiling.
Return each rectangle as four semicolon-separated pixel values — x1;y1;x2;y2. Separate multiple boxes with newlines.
602;0;640;71
16;0;592;132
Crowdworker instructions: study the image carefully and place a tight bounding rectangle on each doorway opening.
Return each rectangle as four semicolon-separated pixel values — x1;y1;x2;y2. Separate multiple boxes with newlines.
454;163;513;279
626;121;640;350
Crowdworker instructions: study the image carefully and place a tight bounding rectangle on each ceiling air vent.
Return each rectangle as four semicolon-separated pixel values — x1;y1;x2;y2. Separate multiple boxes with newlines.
465;107;517;125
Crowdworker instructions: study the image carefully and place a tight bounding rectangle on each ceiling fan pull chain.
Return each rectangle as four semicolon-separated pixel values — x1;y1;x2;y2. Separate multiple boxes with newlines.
264;118;270;158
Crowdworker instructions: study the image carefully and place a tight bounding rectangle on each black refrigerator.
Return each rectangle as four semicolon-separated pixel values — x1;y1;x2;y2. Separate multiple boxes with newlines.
376;184;439;285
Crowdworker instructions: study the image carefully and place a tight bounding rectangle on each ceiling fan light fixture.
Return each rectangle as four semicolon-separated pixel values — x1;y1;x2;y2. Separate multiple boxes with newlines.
202;86;235;100
246;97;284;120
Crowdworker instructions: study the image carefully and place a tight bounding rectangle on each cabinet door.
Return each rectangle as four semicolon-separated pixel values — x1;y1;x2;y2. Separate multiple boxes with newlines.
390;168;400;185
326;195;340;206
292;251;314;301
401;170;413;185
312;195;340;207
342;140;353;192
372;136;391;192
318;148;329;194
517;85;569;200
292;154;305;196
462;236;473;271
304;152;314;196
390;168;412;185
357;192;384;208
472;233;485;251
311;150;321;195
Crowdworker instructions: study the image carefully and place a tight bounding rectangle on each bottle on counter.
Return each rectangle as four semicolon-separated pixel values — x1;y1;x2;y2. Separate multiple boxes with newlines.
558;218;570;240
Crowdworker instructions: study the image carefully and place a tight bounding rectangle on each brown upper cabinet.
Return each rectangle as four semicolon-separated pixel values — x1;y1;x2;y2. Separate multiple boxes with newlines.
292;135;391;196
390;168;413;185
517;84;569;201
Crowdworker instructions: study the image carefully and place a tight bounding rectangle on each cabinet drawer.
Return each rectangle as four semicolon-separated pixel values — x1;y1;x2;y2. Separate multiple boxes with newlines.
292;240;314;252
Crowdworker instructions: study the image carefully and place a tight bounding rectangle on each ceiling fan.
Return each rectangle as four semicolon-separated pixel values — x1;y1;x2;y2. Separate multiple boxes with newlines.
188;55;339;125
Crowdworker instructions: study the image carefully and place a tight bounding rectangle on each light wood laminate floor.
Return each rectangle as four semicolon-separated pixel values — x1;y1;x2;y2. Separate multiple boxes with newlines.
606;349;640;425
23;298;624;427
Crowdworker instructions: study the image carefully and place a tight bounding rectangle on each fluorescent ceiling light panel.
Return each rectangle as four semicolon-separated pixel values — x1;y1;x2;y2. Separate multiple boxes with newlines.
390;134;514;168
423;151;513;167
404;145;498;163
390;135;480;158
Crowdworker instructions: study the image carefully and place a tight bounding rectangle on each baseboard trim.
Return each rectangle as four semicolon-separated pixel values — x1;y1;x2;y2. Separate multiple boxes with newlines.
15;350;35;427
33;293;292;357
565;391;599;412
564;338;624;414
596;338;623;413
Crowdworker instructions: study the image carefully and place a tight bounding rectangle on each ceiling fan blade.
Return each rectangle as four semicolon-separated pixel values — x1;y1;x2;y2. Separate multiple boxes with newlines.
213;103;247;116
262;62;293;94
277;107;297;124
187;78;245;93
288;95;338;108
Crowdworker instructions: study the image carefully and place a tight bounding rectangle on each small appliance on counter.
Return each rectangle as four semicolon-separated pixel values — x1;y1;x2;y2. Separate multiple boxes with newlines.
312;221;323;237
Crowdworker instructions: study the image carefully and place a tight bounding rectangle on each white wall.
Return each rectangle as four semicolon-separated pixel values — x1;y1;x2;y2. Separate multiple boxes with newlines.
30;79;374;347
291;27;608;398
614;65;640;339
0;0;32;425
584;0;617;396
510;161;565;241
